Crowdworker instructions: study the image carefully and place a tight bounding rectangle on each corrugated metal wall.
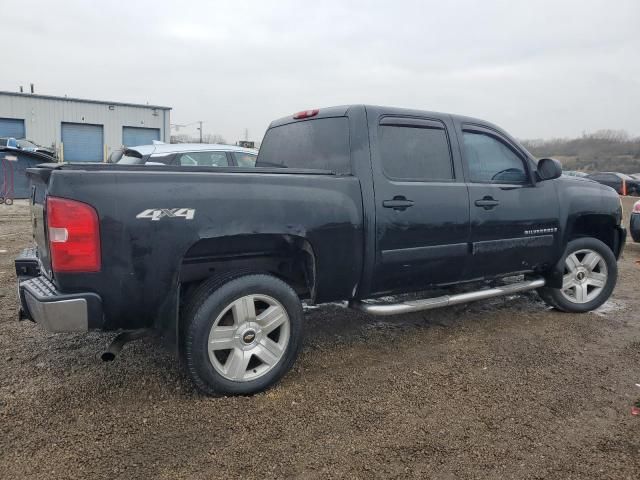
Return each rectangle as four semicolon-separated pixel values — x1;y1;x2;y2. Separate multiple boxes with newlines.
0;93;171;161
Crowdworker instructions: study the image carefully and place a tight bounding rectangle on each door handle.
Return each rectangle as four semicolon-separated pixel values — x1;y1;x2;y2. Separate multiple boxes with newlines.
383;196;414;211
474;196;499;210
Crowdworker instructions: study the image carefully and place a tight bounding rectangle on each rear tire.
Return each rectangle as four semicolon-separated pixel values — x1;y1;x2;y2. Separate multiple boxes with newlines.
183;273;303;396
538;237;617;313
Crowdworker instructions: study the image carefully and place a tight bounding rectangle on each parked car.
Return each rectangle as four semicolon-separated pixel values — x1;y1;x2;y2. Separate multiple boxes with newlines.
0;137;56;158
585;172;640;196
630;200;640;242
630;173;640;181
562;170;588;178
114;143;258;167
15;105;625;396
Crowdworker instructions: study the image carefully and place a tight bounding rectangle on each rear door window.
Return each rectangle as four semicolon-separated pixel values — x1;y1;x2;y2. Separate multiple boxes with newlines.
232;152;257;167
378;123;454;181
257;117;350;173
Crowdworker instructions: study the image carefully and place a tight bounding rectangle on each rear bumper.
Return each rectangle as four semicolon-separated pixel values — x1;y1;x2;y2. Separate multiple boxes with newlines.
16;248;103;333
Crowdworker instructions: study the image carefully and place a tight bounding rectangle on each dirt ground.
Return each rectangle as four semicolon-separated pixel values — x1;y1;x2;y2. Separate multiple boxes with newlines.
1;200;639;479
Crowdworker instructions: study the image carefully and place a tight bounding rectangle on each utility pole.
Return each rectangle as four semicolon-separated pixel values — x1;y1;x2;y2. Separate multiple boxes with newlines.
199;121;203;143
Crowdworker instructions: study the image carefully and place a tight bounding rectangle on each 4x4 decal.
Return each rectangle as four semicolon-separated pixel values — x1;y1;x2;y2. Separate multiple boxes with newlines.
136;208;195;221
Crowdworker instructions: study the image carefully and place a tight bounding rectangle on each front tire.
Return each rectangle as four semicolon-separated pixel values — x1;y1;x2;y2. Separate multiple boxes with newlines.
538;237;617;313
183;273;303;396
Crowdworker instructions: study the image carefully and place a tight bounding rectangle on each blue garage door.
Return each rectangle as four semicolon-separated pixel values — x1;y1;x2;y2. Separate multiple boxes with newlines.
122;126;160;146
0;118;26;138
61;123;104;162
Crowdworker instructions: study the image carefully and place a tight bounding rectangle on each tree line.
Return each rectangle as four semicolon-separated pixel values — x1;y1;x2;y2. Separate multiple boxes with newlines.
521;130;640;174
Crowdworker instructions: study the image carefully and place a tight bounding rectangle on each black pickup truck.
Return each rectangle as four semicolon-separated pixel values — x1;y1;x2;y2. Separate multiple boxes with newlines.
15;105;625;395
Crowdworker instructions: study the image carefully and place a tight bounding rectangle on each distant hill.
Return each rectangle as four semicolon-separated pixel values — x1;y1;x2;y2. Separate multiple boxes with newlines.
520;130;640;174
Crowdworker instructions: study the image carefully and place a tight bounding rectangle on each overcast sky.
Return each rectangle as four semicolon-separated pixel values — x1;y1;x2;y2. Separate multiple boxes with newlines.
3;0;639;142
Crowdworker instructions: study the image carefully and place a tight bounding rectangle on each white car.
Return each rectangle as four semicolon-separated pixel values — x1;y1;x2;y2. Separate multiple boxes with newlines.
113;143;258;168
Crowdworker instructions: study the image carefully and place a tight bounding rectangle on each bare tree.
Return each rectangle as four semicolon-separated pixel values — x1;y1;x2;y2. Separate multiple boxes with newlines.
201;133;227;144
171;133;227;144
585;129;630;142
170;134;193;144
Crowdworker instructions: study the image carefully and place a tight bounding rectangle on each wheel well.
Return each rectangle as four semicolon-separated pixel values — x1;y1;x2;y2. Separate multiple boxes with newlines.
569;214;617;252
543;214;618;289
179;234;317;303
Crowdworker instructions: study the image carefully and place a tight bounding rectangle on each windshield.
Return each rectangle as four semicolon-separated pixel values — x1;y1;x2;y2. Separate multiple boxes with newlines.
16;139;37;149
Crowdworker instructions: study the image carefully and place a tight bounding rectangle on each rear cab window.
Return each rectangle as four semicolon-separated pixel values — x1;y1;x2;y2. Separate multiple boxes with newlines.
257;117;350;173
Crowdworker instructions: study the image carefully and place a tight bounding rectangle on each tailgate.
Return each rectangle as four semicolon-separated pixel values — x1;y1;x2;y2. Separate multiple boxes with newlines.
26;164;57;277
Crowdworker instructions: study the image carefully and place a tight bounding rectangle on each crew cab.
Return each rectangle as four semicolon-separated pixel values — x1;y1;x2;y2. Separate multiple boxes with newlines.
15;105;625;396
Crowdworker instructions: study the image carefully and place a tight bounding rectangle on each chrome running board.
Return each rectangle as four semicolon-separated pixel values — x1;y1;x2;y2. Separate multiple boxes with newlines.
349;278;545;316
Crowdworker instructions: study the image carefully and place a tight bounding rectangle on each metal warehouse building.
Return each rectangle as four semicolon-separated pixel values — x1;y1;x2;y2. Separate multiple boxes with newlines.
0;91;171;162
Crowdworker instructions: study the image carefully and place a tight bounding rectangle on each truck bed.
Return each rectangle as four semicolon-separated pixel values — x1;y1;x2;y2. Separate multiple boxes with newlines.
26;162;364;331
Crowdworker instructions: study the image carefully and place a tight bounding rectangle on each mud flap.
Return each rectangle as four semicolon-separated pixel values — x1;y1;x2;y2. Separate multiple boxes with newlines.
543;267;563;289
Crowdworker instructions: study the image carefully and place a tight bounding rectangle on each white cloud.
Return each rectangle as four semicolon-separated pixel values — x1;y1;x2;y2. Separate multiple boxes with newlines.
3;0;639;141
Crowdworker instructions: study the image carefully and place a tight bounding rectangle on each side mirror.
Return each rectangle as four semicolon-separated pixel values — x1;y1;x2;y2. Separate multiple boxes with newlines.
537;158;562;181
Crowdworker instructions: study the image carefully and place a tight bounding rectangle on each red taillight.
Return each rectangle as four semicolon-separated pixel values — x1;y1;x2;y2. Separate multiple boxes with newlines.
633;201;640;214
293;109;319;120
47;196;101;272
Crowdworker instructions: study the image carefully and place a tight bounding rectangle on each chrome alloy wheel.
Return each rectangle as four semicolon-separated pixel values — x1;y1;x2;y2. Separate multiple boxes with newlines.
560;248;608;304
207;294;290;382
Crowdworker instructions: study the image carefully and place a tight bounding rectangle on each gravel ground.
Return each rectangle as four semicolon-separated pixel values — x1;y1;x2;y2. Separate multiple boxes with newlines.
1;200;639;479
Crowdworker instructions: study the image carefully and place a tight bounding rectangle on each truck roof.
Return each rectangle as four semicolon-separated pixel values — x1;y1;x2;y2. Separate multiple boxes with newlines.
268;104;502;131
266;105;531;162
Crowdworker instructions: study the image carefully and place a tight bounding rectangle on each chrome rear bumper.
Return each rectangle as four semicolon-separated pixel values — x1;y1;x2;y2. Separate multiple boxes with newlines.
19;275;102;333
